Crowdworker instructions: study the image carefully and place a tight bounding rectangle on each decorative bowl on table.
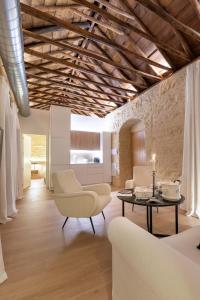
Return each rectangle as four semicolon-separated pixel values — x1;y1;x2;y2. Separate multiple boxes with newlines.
134;186;153;200
161;182;181;201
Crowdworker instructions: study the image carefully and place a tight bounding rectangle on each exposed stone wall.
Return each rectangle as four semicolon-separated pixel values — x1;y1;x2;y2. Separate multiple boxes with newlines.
106;68;186;187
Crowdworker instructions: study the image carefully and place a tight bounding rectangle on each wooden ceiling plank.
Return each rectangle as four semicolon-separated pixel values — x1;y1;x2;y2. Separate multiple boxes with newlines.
95;0;136;20
188;0;200;22
118;0;176;69
25;36;83;49
28;85;122;105
135;0;200;41
69;7;124;35
155;0;194;59
70;0;189;61
30;97;108;117
30;95;110;113
30;91;115;110
25;62;136;94
28;22;90;34
44;49;97;67
96;26;160;85
27;79;126;102
25;47;147;86
20;3;170;70
23;29;162;80
94;27;154;86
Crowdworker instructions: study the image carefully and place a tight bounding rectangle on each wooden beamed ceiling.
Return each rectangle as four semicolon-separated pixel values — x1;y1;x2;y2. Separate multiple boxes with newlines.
20;0;200;116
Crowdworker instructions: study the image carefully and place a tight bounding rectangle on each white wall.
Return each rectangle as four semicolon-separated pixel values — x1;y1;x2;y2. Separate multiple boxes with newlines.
49;106;71;188
71;114;105;132
20;108;112;187
19;109;50;135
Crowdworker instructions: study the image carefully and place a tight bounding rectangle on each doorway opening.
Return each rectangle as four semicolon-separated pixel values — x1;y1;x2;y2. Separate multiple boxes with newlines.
23;134;47;190
118;119;146;187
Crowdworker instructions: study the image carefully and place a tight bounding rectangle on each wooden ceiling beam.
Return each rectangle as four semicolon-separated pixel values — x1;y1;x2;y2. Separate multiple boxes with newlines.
25;36;83;49
188;0;200;23
29;93;115;110
28;81;124;105
154;0;194;59
92;28;151;87
135;0;200;41
27;79;126;103
90;39;160;83
71;0;189;61
23;29;162;80
30;98;105;117
88;41;140;92
69;8;123;35
118;0;176;69
29;95;110;113
27;22;91;34
95;0;135;20
30;95;108;115
95;26;158;86
96;26;159;85
23;30;108;61
25;62;136;94
25;47;147;86
33;4;86;10
20;3;170;70
39;49;97;67
28;85;122;105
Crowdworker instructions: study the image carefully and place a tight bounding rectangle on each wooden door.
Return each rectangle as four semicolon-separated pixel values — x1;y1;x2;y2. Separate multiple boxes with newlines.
132;130;146;166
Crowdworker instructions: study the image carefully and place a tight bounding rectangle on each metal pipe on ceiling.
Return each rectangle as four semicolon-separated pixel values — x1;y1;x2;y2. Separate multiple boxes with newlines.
0;0;30;117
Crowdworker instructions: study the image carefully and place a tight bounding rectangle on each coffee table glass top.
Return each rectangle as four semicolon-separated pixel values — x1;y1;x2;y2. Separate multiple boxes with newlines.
118;192;185;207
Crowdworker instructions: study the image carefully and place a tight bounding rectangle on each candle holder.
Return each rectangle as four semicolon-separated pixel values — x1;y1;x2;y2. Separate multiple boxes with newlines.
152;170;156;197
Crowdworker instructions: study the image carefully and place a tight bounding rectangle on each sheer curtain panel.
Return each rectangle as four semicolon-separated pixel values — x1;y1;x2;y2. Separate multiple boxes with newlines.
182;60;200;218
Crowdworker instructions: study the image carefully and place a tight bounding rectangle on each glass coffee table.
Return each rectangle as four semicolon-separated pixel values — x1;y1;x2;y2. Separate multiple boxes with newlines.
117;192;185;237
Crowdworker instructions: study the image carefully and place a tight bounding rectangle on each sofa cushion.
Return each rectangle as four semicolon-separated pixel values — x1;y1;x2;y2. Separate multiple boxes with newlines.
164;225;200;265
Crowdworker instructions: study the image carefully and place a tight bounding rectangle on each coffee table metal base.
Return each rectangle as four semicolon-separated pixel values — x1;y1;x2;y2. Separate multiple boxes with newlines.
122;200;180;237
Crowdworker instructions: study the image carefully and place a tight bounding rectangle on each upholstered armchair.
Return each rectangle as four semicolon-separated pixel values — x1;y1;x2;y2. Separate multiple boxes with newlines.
125;165;152;189
53;169;111;234
108;217;200;300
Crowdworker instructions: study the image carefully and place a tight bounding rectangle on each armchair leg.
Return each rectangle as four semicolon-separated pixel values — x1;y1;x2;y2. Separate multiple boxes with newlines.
102;211;105;220
89;217;95;234
62;217;69;229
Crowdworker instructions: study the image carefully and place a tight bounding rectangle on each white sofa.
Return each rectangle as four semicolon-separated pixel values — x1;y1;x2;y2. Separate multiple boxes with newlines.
108;217;200;300
125;166;152;189
53;169;111;234
0;238;7;284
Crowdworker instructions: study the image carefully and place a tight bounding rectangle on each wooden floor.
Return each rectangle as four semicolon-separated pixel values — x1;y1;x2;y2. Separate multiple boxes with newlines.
0;179;200;300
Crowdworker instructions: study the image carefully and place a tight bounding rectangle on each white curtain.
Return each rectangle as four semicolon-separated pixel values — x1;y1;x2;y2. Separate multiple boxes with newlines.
0;238;7;284
0;76;23;284
0;75;23;223
0;75;10;223
182;61;200;218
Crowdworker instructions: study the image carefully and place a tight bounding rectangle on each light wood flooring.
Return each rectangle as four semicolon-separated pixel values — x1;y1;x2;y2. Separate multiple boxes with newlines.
0;179;200;300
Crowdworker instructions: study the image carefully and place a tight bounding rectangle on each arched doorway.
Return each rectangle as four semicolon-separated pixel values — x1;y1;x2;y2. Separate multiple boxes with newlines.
118;118;146;187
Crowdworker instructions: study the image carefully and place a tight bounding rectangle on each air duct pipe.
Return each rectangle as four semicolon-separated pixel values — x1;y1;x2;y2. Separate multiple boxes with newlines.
0;0;30;117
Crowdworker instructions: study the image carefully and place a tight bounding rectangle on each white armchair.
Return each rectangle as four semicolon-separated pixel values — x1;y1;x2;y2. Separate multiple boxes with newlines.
108;217;200;300
53;169;111;234
125;165;152;189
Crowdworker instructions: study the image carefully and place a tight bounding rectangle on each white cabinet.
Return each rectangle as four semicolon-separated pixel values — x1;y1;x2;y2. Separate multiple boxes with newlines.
70;164;106;185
